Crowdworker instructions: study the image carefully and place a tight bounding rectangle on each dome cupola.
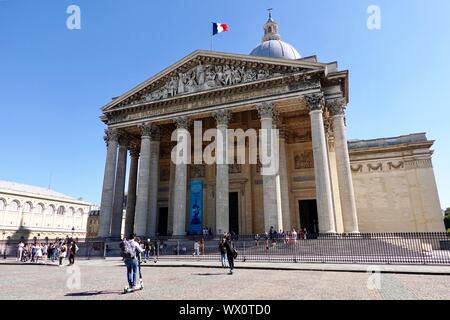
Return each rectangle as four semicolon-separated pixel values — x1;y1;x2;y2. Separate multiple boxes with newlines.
250;11;301;60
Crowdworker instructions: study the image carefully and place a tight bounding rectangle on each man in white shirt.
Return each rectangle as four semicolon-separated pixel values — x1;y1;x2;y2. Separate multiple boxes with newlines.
17;241;24;262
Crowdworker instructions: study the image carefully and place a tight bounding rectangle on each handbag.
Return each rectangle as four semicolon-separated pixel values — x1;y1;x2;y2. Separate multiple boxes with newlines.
232;248;238;259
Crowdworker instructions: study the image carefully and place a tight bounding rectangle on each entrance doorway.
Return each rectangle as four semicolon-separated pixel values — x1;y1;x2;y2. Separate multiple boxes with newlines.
298;200;319;234
229;192;239;235
158;207;168;236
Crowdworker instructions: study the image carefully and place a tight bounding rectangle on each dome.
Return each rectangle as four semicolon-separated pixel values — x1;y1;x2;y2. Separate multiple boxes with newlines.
250;40;301;60
250;12;301;60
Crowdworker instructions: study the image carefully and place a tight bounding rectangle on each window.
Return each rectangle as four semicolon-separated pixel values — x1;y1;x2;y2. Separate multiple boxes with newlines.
35;204;44;214
57;206;65;215
23;202;32;213
9;201;19;212
46;205;55;215
0;199;5;211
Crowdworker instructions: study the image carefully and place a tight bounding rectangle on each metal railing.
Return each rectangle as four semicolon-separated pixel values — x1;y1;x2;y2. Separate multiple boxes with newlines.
1;233;449;265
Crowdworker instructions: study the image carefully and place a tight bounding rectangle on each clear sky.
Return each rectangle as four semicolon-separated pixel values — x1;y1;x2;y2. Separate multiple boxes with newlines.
0;0;449;208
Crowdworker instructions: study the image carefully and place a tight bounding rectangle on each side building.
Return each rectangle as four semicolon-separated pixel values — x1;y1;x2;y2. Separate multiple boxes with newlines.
0;180;91;240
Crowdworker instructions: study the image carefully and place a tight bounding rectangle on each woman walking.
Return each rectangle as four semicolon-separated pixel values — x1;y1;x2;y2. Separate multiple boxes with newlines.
224;235;236;275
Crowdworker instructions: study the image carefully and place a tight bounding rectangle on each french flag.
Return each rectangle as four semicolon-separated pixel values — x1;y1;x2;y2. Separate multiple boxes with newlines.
212;22;229;35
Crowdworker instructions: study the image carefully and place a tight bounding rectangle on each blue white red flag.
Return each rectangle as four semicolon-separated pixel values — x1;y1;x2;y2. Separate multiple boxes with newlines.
212;22;229;35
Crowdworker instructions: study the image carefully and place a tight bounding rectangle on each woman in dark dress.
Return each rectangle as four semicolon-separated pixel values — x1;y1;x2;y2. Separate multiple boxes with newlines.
223;235;236;274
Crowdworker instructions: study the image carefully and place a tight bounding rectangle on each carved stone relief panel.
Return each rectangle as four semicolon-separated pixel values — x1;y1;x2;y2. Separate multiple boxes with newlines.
294;151;314;169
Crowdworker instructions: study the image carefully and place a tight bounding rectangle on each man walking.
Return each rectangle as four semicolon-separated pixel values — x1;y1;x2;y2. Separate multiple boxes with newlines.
120;233;144;291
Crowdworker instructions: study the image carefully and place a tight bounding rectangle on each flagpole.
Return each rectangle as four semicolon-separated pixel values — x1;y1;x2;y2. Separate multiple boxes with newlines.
211;35;213;51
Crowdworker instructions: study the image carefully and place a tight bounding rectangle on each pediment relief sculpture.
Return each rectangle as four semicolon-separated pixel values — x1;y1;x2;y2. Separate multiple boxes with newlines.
125;62;301;107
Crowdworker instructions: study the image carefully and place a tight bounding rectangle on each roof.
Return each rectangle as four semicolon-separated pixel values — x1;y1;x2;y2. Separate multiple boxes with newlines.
0;180;89;204
348;133;431;150
250;40;301;60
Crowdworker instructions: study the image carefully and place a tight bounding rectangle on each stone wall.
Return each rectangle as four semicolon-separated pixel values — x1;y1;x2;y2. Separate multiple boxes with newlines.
349;134;444;232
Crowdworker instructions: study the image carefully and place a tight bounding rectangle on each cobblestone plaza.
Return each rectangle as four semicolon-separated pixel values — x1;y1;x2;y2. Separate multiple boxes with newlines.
0;259;449;300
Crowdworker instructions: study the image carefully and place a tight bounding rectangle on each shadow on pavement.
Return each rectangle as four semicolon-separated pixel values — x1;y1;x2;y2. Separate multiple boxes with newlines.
193;272;228;276
65;290;123;296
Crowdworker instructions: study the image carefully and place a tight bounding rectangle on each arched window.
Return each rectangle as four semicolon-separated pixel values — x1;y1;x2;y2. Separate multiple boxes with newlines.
0;199;6;211
23;202;32;213
57;206;65;215
46;205;55;215
76;209;83;216
8;201;19;212
35;203;44;214
67;207;75;216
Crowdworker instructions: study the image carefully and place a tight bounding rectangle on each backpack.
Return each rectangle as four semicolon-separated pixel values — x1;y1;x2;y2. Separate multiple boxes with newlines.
120;240;136;260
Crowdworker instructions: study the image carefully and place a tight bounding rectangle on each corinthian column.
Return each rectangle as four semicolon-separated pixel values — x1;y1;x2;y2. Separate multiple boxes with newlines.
146;126;161;236
278;126;292;231
134;123;154;236
257;102;283;232
172;116;191;236
213;109;231;235
110;134;128;239
124;144;139;238
305;94;336;233
328;98;359;233
98;128;119;238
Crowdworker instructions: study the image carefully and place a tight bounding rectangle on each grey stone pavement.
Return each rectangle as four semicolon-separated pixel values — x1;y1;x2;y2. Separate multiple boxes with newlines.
0;257;449;300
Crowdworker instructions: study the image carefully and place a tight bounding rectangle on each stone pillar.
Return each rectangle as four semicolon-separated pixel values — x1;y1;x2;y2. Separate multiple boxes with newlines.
213;109;231;236
329;98;359;233
124;144;139;238
257;102;283;232
98;128;119;238
146;126;161;236
110;134;128;239
172;117;191;236
278;126;292;231
305;94;336;233
134;123;154;237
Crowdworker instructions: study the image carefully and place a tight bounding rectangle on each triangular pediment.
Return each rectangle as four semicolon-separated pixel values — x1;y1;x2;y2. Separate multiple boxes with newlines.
101;50;327;113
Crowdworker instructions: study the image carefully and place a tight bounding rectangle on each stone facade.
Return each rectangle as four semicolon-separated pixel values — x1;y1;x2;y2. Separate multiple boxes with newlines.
349;134;444;232
0;180;91;240
96;49;444;237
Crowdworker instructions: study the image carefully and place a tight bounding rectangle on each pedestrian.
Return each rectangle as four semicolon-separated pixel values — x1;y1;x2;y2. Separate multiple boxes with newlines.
35;244;43;263
31;243;37;262
223;235;237;274
218;238;228;268
254;234;260;247
120;233;144;291
193;241;200;256
199;237;205;255
17;241;24;262
68;241;78;265
42;243;48;260
144;239;151;261
59;242;67;266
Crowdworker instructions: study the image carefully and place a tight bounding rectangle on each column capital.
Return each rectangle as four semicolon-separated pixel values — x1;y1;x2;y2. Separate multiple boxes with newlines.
213;109;232;126
128;143;140;158
256;101;278;119
104;128;120;146
174;116;192;129
117;130;131;146
305;93;325;112
139;123;160;140
327;98;347;116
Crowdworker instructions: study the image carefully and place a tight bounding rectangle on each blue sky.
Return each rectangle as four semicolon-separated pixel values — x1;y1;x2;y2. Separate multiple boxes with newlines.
0;0;449;208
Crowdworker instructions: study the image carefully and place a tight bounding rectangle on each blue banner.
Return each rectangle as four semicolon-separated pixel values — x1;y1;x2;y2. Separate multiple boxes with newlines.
189;179;203;235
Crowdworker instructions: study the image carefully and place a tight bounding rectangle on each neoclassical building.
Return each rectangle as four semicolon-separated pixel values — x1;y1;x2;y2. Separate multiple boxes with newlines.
0;180;91;240
97;15;444;238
